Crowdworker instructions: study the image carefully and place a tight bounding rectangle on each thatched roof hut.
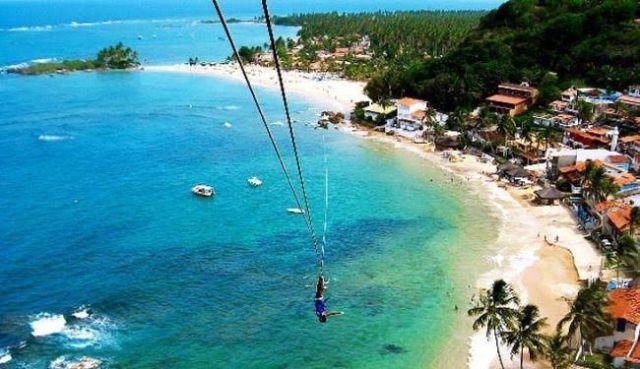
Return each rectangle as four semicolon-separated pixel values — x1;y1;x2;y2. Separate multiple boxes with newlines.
534;186;566;204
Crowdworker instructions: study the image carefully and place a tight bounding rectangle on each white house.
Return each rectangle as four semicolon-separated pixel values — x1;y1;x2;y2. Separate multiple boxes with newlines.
629;85;640;98
594;288;640;368
396;97;428;129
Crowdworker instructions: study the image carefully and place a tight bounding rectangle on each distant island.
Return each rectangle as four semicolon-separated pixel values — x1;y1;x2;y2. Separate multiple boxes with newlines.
8;42;140;75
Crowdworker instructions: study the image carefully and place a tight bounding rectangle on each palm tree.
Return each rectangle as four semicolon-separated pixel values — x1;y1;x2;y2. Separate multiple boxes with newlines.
630;207;640;234
619;243;640;282
502;304;547;369
497;114;516;144
545;332;572;369
575;99;595;125
468;279;520;369
557;282;610;361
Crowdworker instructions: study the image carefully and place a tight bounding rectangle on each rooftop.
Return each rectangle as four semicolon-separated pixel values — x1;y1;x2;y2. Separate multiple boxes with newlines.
486;94;527;105
610;340;640;362
363;103;397;115
608;206;632;232
619;95;640;106
397;97;426;107
498;83;537;93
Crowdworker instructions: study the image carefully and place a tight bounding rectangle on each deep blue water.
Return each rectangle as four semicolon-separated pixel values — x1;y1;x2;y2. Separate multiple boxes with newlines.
0;1;501;368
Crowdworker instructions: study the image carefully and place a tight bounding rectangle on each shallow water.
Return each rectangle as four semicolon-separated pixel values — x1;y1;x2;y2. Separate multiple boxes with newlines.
0;1;502;368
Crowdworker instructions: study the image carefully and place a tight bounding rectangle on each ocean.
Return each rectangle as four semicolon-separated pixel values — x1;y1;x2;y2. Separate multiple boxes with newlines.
0;1;503;368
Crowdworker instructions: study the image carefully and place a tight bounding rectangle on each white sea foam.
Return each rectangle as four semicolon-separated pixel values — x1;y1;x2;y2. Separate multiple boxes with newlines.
8;25;53;32
270;121;284;126
3;17;192;33
221;105;239;111
0;349;11;364
38;135;74;142
31;58;57;64
71;306;91;319
62;315;117;349
30;313;67;337
50;356;101;369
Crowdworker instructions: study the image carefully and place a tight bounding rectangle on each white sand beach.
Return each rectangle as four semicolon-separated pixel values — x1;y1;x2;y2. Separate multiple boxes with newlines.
144;63;604;369
143;63;369;113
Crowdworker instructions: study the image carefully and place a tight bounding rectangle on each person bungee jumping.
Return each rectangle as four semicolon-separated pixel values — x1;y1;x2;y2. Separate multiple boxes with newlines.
314;275;343;323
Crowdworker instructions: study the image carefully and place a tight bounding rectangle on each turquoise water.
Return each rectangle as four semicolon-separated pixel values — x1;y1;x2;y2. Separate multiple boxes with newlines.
0;1;502;368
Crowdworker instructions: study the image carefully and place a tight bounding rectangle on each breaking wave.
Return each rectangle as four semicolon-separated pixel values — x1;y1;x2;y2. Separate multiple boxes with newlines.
30;313;67;337
0;348;11;364
7;25;53;32
3;17;195;32
38;135;74;142
49;356;101;369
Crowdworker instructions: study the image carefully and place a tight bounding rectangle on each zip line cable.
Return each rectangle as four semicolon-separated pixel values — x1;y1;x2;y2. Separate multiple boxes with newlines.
209;0;324;273
260;0;323;273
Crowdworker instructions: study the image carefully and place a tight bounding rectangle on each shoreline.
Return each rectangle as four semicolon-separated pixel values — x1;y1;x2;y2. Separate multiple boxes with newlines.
143;63;369;114
143;63;603;369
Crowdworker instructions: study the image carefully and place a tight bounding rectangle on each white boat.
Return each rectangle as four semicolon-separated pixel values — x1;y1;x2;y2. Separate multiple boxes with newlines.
192;184;214;197
287;208;305;214
223;122;232;128
247;176;262;187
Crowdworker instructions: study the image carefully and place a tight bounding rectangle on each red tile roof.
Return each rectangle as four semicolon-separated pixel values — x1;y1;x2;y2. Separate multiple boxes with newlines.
608;206;632;232
486;94;527;105
607;155;631;164
620;95;640;107
397;97;425;107
620;135;640;144
610;340;640;362
608;288;640;325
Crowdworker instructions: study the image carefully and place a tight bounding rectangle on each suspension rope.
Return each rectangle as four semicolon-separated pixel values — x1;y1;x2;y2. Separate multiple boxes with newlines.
321;133;329;264
210;0;323;270
261;0;323;275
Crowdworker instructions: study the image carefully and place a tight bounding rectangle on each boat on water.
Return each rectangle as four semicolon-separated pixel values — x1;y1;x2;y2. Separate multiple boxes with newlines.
287;208;305;214
247;176;262;187
192;184;215;197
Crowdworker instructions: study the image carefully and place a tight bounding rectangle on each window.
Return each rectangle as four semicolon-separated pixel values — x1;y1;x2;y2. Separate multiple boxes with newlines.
616;318;626;332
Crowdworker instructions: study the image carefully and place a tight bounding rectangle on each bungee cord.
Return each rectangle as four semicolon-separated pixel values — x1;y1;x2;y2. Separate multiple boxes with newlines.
210;0;325;274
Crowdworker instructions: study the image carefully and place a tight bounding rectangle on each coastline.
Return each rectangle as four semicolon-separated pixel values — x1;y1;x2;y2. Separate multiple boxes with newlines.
143;63;369;113
143;63;603;369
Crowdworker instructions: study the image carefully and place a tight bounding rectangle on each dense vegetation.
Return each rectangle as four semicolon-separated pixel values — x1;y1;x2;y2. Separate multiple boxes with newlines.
367;0;640;110
242;11;483;80
366;0;640;111
271;11;484;58
10;43;139;75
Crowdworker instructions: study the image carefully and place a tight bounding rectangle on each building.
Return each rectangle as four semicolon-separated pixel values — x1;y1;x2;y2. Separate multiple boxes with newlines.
363;103;397;121
395;98;428;130
549;100;570;112
561;87;578;103
594;288;640;368
547;148;626;177
486;83;539;116
618;95;640;109
628;85;640;98
577;88;622;107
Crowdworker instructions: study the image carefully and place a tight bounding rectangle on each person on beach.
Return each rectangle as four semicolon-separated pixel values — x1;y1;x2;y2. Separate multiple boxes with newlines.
314;275;343;323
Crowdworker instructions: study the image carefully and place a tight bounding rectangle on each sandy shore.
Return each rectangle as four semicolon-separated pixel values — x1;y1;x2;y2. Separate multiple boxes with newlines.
143;63;604;368
340;127;603;369
143;63;369;113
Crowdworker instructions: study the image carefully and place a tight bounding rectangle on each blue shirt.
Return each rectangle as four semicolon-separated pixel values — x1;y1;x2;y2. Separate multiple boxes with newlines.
314;297;325;317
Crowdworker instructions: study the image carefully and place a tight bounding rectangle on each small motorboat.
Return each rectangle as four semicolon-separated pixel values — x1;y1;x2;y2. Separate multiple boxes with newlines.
247;176;262;187
192;184;214;197
223;122;232;128
287;208;305;214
